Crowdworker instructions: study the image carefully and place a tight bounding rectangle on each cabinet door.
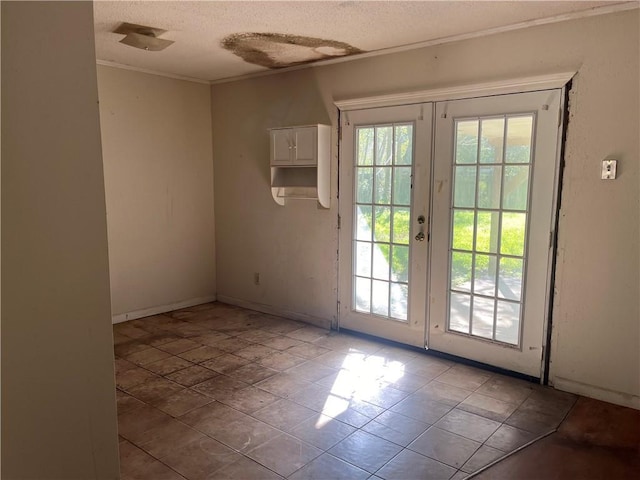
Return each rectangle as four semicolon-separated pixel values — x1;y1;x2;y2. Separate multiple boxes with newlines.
293;127;317;165
271;129;293;165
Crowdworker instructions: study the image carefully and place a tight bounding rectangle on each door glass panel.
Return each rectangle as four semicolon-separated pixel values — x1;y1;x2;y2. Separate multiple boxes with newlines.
355;241;372;277
374;206;391;243
500;212;526;256
498;257;523;301
392;207;410;244
455;120;479;164
372;280;390;316
353;123;414;322
479;118;505;164
391;245;409;283
451;251;472;292
356;168;373;203
373;244;390;280
475;211;499;253
452;210;474;251
478;166;502;209
472;296;495;339
496;301;521;344
473;254;497;296
375;126;393;165
447;114;534;346
355;205;372;241
395;125;413;165
393;167;412;205
355;277;371;311
505;116;533;164
503;166;530;211
450;293;471;333
374;167;392;204
357;128;374;165
454;166;477;207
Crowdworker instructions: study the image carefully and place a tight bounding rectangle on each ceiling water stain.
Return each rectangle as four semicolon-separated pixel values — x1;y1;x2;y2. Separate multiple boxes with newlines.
222;33;363;69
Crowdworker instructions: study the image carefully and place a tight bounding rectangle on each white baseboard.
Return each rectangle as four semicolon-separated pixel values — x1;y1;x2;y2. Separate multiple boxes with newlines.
217;295;333;330
112;295;217;324
552;376;640;410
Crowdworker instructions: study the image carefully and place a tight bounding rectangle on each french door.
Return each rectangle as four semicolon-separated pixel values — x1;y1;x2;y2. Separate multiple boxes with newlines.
338;103;433;347
338;90;562;377
429;90;562;377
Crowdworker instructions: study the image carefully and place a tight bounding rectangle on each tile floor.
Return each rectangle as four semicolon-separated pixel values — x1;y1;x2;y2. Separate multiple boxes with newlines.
114;302;579;480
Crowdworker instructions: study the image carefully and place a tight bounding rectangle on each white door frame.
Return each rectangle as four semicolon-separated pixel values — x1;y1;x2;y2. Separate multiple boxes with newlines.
335;72;573;378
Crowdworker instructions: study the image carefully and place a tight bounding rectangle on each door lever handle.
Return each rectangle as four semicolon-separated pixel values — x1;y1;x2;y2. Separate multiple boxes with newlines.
415;231;425;241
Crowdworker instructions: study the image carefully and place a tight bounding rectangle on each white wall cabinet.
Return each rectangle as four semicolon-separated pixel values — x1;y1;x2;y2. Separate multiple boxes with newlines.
269;124;330;208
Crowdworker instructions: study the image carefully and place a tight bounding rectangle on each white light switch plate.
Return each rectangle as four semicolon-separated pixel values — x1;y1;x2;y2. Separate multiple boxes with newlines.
601;160;617;180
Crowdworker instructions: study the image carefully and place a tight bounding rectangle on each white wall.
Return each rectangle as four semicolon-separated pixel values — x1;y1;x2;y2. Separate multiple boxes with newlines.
211;9;639;407
1;2;120;477
98;66;216;322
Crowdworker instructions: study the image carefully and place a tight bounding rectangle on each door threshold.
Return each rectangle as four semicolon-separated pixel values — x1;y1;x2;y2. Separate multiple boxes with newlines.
337;327;540;384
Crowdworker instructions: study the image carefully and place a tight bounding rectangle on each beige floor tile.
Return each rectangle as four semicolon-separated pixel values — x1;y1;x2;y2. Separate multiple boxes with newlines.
403;356;452;380
144;356;194;376
227;363;279;384
376;449;457;480
286;326;330;343
213;337;254;353
362;410;430;447
328;430;403;473
201;353;250;374
191;374;249;400
208;455;284;480
475;375;535;405
286;361;337;382
458;392;519;423
390;392;453;424
416;380;474;407
190;411;282;453
435;365;492;391
118;404;173;443
126;347;173;366
289;414;356;450
126;377;185;405
160;436;240;480
119;440;185;480
484;424;538;452
166;365;217;387
218;386;280;413
138;419;206;458
461;445;505;473
115;340;152;358
235;344;281;361
258;351;307;371
155;389;213;417
255;372;312;398
286;343;331;360
434;409;501;443
116;366;159;390
409;427;481;469
289;453;370;480
177;345;226;364
259;335;304;351
247;433;322;477
157;338;201;355
252;399;316;431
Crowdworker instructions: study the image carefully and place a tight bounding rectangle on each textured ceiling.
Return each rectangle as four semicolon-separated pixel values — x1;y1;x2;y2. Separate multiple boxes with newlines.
93;1;633;83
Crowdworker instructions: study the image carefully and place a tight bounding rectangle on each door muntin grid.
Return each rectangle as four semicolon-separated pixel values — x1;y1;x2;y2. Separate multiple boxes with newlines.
447;114;535;346
353;123;414;322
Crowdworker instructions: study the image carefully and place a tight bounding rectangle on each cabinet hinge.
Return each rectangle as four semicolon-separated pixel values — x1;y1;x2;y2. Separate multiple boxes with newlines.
549;231;554;249
337;215;341;229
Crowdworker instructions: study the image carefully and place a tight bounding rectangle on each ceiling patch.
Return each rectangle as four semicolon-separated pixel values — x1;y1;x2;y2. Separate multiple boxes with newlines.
114;22;175;51
221;33;363;69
